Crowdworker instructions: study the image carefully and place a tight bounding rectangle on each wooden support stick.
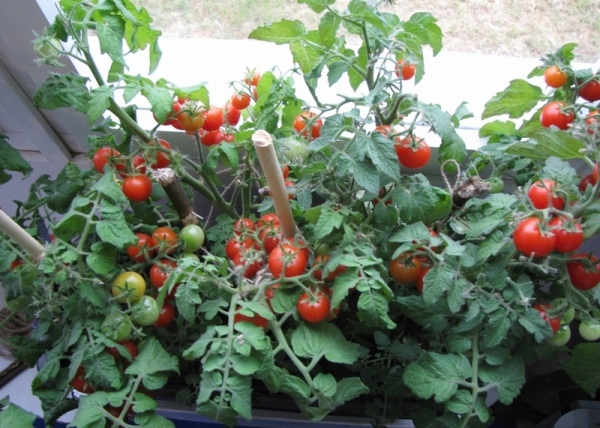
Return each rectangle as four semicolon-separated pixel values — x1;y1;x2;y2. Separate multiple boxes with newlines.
252;130;296;239
0;209;45;262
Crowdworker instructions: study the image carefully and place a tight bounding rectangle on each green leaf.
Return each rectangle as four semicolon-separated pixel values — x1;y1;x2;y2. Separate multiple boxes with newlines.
351;159;380;195
33;73;90;113
0;137;32;183
86;86;113;124
403;352;471;402
249;19;307;44
563;343;600;397
125;338;179;390
479;120;518;138
422;263;455;305
479;357;525;404
79;281;108;308
357;289;396;329
417;102;467;164
299;0;335;13
290;38;325;74
86;242;118;276
318;11;339;48
392;181;452;225
0;402;36;428
313;373;337;397
84;352;123;391
291;322;361;364
482;79;544;119
505;129;586;160
133;412;175;428
332;377;369;406
313;204;344;240
95;15;125;68
96;219;137;249
365;133;401;182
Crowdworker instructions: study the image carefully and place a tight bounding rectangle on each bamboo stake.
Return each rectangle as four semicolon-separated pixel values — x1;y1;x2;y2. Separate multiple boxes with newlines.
0;209;45;262
252;130;296;239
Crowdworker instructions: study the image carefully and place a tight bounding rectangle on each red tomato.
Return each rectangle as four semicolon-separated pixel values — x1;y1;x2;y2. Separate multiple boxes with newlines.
513;217;555;257
149;139;172;169
389;254;422;285
93;147;122;173
122;175;153;203
231;250;263;278
416;266;430;294
293;112;323;139
119;155;147;179
201;129;225;146
579;173;597;192
244;70;261;86
567;254;600;290
543;66;568;88
579;79;600;102
127;232;155;262
151;226;179;255
265;283;280;310
256;213;280;230
548;216;584;253
202;106;225;131
259;224;282;254
154;302;175;327
231;92;251;110
177;101;205;133
540;101;574;130
534;304;561;334
149;259;177;288
71;366;94;394
395;136;431;169
225;103;241;126
233;218;256;236
281;164;290;179
234;307;269;329
395;59;416;80
527;179;565;210
268;243;308;278
225;236;257;260
297;290;330;323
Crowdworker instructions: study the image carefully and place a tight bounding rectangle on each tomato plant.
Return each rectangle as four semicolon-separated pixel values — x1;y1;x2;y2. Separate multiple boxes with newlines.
4;3;600;428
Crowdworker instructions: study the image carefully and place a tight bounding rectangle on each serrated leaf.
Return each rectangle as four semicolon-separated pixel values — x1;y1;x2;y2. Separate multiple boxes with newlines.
249;19;307;44
314;373;337;397
563;343;600;397
505;128;586;160
299;0;335;13
479;120;519;138
125;338;179;390
403;352;471;402
479;357;525;404
422;263;456;305
87;86;113;124
366;132;402;182
417;102;467;164
357;289;396;329
0;402;37;428
291;322;361;364
0;138;32;182
482;79;544;119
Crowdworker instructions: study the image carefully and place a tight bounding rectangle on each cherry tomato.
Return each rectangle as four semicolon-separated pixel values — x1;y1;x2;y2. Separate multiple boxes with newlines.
119;155;147;179
225;103;241;126
151;226;179;255
579;79;600;102
233;218;256;236
107;339;138;361
231;249;263;279
579;320;600;341
122;174;153;203
177;101;205;133
513;217;555;257
546;325;571;347
111;271;146;303
548;216;583;253
293;112;323;140
543;65;568;88
416;266;430;294
281;165;290;179
527;179;565;210
202;106;225;131
268;243;308;278
226;236;257;260
540;101;574;130
154;302;175;327
131;295;160;326
72;366;94;394
231;92;251;110
149;259;177;289
149;139;172;169
567;254;600;290
179;224;205;252
234;307;269;330
256;213;280;230
259;224;282;255
389;254;422;285
297;290;330;323
533;303;561;333
244;69;261;86
579;173;596;192
395;136;431;169
93;147;122;173
101;313;132;341
200;129;225;146
395;59;416;80
127;232;155;262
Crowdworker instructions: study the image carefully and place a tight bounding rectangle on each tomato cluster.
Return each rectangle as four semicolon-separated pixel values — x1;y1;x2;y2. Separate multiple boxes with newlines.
372;125;431;170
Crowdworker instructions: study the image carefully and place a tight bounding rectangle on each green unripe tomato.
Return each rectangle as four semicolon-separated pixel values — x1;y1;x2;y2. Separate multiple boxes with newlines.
282;136;309;161
131;296;160;326
551;298;575;325
487;177;505;194
545;325;571;347
179;224;205;252
101;313;132;342
579;320;600;341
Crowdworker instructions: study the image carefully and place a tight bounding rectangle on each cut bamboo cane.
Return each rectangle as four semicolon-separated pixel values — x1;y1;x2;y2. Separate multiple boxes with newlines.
252;130;296;239
0;209;45;262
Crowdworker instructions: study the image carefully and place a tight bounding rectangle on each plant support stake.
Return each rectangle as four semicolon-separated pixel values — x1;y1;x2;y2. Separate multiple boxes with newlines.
0;209;45;262
252;130;296;239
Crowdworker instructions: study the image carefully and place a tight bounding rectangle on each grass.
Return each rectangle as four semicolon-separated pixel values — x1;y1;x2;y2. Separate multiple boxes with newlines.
133;0;599;63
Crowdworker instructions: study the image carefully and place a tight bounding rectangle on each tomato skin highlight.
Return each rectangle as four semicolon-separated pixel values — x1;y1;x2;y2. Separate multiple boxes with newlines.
567;254;600;290
122;175;153;202
540;101;574;130
512;217;555;257
297;290;330;323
